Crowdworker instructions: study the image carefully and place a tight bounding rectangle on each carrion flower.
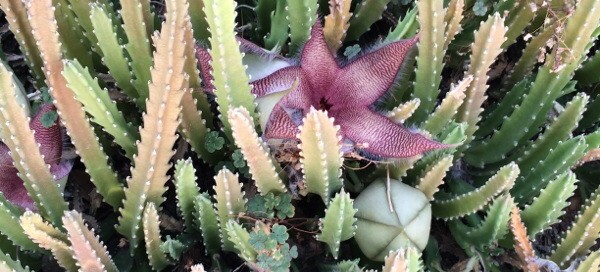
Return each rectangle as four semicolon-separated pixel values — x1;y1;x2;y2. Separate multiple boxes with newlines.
198;21;448;159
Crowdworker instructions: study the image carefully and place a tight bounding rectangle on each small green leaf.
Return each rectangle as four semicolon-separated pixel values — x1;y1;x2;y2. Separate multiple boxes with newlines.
271;224;288;244
205;131;225;153
40;111;58;128
473;0;488;16
232;149;246;168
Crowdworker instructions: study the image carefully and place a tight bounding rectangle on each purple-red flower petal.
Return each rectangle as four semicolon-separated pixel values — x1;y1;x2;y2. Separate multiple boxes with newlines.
332;107;447;158
327;37;419;108
298;21;339;93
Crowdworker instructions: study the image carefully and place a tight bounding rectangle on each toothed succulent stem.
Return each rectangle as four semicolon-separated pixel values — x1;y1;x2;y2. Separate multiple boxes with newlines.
551;185;600;266
417;155;453;201
298;108;344;204
345;0;392;41
0;250;30;272
174;159;200;231
387;98;420;124
117;0;188;252
213;168;246;252
62;211;118;272
204;0;258;139
323;0;352;53
263;0;290;50
456;13;507;146
120;0;154;102
286;0;318;53
225;220;257;262
382;248;424;272
449;194;514;253
229;107;287;195
20;211;76;271
0;193;39;251
443;0;465;49
411;0;446;122
28;0;124;209
432;163;518;219
142;203;172;271
316;190;357;259
0;0;45;87
423;76;471;135
89;3;140;102
194;193;221;255
62;60;139;160
521;172;577;237
0;62;67;225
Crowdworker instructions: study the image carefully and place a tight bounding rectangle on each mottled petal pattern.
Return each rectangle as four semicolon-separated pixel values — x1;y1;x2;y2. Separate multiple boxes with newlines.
328;37;419;108
299;21;339;93
0;104;69;209
332;108;447;158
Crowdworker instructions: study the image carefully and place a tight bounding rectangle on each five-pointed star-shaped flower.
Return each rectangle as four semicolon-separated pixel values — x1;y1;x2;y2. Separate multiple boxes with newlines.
0;103;72;210
198;21;447;159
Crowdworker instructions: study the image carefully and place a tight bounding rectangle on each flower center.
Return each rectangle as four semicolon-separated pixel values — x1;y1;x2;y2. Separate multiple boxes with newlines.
318;98;333;111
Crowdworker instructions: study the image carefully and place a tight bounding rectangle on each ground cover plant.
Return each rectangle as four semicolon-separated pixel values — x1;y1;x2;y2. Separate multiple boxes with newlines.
0;0;599;271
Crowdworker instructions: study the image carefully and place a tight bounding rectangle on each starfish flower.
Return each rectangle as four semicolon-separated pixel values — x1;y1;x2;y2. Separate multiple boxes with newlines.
198;21;447;159
0;103;72;210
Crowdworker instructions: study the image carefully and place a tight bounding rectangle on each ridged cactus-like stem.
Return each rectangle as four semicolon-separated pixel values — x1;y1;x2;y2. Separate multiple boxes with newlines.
120;0;154;102
225;221;257;262
298;108;344;204
316;190;357;259
323;0;352;53
204;0;258;139
20;211;76;271
142;203;172;271
345;0;391;41
0;62;67;225
0;193;38;251
117;0;188;252
551;185;600;266
0;0;45;87
177;0;217;164
423;76;471;135
263;0;290;50
416;155;453;201
449;194;513;253
387;98;420;124
89;4;140;102
62;211;118;272
229;107;287;195
53;0;93;69
0;250;29;272
432;163;518;219
174;159;200;231
411;0;446;122
501;24;555;90
444;0;465;49
513;137;588;204
62;60;139;159
189;0;210;41
213;168;246;252
475;79;530;139
456;13;507;146
521;172;577;237
382;248;423;272
194;193;220;255
27;0;124;209
516;94;588;175
286;0;318;53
